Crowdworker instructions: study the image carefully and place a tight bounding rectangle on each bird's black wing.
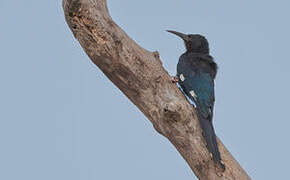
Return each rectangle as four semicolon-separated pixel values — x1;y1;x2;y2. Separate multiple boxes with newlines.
177;62;224;170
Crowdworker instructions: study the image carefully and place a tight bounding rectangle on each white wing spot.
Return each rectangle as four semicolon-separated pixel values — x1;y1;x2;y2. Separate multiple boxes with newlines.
180;74;185;82
189;90;197;99
208;108;212;114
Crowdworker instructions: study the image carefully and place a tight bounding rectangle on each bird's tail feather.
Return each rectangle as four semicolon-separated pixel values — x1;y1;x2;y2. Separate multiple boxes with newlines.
197;111;225;170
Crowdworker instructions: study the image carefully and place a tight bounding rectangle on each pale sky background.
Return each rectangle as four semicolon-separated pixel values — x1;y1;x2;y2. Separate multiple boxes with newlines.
1;0;290;179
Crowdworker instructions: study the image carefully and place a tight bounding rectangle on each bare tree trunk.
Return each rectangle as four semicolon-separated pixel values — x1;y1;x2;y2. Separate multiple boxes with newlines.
62;0;251;179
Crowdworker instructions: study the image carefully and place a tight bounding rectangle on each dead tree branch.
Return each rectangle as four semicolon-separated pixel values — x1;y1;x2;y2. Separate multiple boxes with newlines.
62;0;251;179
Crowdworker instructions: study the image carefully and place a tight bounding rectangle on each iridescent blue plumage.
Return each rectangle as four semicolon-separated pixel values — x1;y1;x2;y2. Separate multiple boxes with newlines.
177;53;216;119
168;30;224;170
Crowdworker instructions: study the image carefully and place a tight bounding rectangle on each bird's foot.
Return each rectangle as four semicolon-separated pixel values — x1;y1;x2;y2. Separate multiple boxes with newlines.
171;76;179;83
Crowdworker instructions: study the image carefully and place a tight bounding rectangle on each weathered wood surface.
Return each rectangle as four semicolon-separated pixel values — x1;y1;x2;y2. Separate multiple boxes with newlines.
63;0;251;179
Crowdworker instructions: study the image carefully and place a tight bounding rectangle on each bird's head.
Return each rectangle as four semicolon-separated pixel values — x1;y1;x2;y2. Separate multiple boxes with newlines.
167;30;209;54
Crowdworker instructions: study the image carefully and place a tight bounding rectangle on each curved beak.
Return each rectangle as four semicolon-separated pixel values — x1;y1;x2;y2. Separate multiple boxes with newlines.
167;30;189;42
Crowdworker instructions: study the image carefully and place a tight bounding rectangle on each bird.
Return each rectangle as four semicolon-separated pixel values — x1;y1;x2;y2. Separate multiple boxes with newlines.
167;30;225;170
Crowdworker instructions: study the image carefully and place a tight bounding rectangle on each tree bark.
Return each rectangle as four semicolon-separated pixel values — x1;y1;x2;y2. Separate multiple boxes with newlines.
62;0;251;179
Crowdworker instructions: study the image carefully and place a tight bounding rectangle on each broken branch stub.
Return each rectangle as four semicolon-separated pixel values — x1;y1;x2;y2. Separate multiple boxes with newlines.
63;0;251;179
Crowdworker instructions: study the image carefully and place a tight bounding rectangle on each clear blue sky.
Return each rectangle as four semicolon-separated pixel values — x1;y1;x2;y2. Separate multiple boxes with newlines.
1;0;289;179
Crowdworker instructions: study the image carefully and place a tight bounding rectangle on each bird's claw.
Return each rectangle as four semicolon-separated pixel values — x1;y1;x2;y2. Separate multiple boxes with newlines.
171;76;179;83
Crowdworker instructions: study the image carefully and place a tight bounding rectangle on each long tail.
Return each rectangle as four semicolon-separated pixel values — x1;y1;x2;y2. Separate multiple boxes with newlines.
197;110;225;170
